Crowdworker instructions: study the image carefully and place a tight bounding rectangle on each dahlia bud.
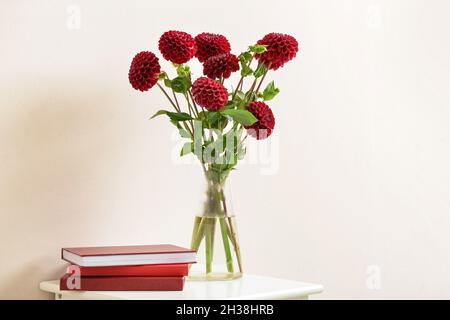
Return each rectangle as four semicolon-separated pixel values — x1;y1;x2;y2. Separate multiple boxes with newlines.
245;101;275;140
203;53;240;79
191;77;228;111
158;30;196;64
194;33;231;63
128;51;161;92
256;33;299;70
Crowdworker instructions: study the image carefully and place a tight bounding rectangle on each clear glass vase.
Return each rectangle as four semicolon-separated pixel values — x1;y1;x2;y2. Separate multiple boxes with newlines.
189;176;243;280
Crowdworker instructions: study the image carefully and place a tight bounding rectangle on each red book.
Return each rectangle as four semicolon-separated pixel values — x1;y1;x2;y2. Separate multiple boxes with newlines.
68;263;189;277
61;244;196;267
59;274;185;291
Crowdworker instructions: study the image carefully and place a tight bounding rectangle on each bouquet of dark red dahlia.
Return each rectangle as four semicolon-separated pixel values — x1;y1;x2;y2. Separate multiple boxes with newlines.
129;31;298;279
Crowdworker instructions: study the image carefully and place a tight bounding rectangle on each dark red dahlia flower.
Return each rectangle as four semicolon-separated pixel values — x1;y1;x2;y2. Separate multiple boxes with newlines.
256;33;298;70
158;30;196;64
191;77;229;111
194;33;231;63
128;51;161;91
203;53;240;79
245;101;275;140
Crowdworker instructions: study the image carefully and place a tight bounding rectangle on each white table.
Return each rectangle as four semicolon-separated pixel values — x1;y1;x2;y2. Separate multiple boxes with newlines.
40;275;323;300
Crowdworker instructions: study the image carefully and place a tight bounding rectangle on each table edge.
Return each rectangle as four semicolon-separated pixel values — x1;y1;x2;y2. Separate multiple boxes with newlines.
40;277;324;300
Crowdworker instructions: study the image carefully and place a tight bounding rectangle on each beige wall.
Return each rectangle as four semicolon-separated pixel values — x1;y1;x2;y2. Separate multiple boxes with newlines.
1;0;450;299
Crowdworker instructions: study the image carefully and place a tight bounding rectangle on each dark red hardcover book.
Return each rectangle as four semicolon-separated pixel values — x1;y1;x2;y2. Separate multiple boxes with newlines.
69;263;189;277
61;244;196;267
59;274;185;291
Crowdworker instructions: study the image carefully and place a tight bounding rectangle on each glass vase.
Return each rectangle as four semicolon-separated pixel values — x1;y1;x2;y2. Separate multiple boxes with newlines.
189;176;243;280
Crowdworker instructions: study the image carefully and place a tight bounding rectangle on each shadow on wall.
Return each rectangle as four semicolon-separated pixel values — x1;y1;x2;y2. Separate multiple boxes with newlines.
0;83;123;298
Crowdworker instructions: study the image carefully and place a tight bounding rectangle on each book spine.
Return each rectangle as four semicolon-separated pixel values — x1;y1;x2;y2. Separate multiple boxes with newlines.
60;275;185;291
75;264;189;277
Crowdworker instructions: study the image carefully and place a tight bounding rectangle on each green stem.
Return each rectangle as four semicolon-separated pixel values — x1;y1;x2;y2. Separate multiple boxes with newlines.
246;77;258;101
185;93;199;118
194;174;242;275
172;89;195;135
255;68;269;93
188;90;201;118
232;77;244;100
221;189;243;273
205;218;216;274
220;217;234;273
157;83;193;137
157;83;179;111
228;217;243;273
187;91;209;148
232;56;254;101
190;216;202;250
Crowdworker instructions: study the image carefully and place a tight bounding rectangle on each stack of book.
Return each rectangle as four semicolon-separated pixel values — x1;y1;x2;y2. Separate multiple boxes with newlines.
59;244;196;291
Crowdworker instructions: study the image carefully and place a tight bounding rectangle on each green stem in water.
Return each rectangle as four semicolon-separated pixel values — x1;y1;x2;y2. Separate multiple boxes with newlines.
190;216;205;271
219;217;234;273
190;216;202;250
227;217;243;273
221;189;243;273
194;175;240;275
205;218;216;274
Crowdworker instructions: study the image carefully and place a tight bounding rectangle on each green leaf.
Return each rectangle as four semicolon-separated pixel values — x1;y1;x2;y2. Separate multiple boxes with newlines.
219;117;228;129
254;63;267;78
150;110;169;119
243;91;258;104
158;71;168;80
240;62;253;77
207;111;228;129
262;81;280;101
224;101;236;110
220;109;258;126
207;111;222;124
171;120;191;138
176;65;191;77
169;112;193;121
180;142;194;156
150;109;193;121
238;51;253;63
232;90;247;109
164;79;172;88
234;90;246;101
249;44;267;54
237;99;248;109
198;111;225;129
171;76;191;93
